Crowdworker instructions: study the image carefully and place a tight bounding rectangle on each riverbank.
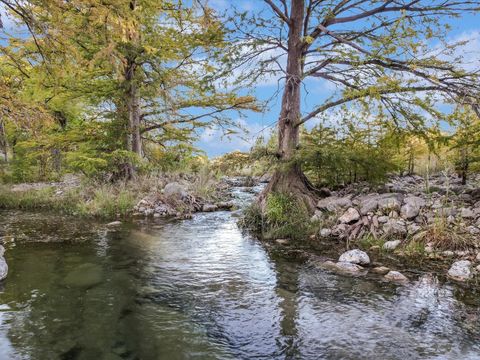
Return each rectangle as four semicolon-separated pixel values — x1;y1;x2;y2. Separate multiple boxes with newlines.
257;172;480;285
0;172;248;219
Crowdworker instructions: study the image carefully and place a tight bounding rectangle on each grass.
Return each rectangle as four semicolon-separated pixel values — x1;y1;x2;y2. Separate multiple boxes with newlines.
412;216;476;251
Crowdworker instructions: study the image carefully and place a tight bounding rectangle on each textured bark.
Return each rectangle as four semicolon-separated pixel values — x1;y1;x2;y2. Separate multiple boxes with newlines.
259;0;319;212
0;118;7;162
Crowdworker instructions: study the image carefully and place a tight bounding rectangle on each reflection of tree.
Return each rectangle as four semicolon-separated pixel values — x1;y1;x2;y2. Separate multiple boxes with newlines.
272;258;300;358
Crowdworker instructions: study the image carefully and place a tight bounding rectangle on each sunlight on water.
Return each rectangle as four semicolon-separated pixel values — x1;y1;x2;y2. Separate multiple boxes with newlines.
0;187;480;360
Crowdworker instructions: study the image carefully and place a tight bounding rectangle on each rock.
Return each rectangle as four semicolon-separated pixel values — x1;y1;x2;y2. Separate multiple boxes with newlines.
407;223;422;235
319;228;332;238
447;260;472;281
442;250;455;257
163;182;188;199
476;252;480;262
202;204;218;212
378;216;389;224
476;264;480;272
372;266;390;275
259;173;271;183
467;226;480;235
338;208;360;224
331;224;348;238
310;210;323;222
316;196;352;212
358;196;379;215
0;245;5;257
338;249;370;265
216;201;234;210
400;196;425;219
378;195;402;214
106;221;122;227
275;239;289;245
383;240;401;251
383;219;407;236
334;261;365;274
0;257;7;281
384;271;409;283
63;263;103;288
460;207;475;219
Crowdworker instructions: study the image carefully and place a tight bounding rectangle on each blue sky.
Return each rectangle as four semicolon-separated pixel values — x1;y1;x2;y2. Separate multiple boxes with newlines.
197;1;480;157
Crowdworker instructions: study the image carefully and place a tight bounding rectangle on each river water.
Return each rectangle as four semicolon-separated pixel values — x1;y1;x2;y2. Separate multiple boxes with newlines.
0;186;480;360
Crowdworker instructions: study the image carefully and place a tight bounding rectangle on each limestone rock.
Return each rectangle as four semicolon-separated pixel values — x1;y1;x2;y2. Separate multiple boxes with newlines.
447;260;472;281
460;207;475;219
334;261;365;274
316;196;352;212
319;228;332;238
338;249;370;265
202;204;218;212
338;208;360;224
384;271;409;283
383;240;401;251
372;266;390;275
106;221;122;227
0;257;7;281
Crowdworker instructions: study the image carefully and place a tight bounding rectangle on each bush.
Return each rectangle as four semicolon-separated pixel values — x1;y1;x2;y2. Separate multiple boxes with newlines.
241;192;314;241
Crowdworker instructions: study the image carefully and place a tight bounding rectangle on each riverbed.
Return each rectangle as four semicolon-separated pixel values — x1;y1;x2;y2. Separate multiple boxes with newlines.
0;186;480;359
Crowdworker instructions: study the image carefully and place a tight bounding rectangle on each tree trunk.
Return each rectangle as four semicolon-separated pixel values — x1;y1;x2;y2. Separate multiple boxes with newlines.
0;118;7;162
258;0;318;212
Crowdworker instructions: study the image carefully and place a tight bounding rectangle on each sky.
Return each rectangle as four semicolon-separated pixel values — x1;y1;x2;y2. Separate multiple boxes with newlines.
1;1;479;158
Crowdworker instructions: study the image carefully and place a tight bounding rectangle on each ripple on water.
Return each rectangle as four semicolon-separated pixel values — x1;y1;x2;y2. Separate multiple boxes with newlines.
0;205;480;359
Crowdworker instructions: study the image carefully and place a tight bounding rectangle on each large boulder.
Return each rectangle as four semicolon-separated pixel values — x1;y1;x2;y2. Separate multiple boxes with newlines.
447;260;472;281
338;208;360;224
338;249;370;265
317;196;352;212
163;182;188;200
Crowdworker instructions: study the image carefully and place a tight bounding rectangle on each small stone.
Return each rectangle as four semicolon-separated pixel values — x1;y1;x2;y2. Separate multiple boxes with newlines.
378;216;389;224
202;204;218;212
372;266;390;275
319;228;332;237
275;239;289;245
383;240;401;251
339;249;370;265
106;221;122;227
338;208;360;224
447;260;472;281
461;208;475;219
384;271;409;283
476;252;480;262
467;226;480;235
442;250;455;257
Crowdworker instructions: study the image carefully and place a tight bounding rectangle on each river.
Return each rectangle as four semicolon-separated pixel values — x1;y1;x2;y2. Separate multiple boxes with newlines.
0;185;479;359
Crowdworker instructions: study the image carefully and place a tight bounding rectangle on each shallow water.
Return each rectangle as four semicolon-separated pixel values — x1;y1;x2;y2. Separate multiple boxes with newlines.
1;188;480;359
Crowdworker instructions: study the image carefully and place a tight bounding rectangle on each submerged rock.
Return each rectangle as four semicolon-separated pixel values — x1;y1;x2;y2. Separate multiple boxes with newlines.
338;249;370;265
63;263;103;288
384;271;409;283
334;261;365;274
447;260;472;281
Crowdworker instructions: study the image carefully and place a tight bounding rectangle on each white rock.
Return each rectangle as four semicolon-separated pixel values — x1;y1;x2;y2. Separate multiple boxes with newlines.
319;228;332;237
383;240;401;251
384;271;409;283
0;257;7;281
338;208;360;224
338;249;370;265
378;216;389;224
447;260;472;281
106;221;122;227
372;266;390;275
476;252;480;262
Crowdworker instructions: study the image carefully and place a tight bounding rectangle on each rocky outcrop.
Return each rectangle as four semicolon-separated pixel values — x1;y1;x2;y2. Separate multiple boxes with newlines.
315;174;480;253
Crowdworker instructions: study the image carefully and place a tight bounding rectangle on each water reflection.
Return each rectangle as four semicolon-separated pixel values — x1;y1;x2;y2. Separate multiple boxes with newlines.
0;204;480;359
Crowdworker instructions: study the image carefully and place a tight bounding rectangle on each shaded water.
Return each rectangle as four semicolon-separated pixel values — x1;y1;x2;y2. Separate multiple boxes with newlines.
0;187;480;359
